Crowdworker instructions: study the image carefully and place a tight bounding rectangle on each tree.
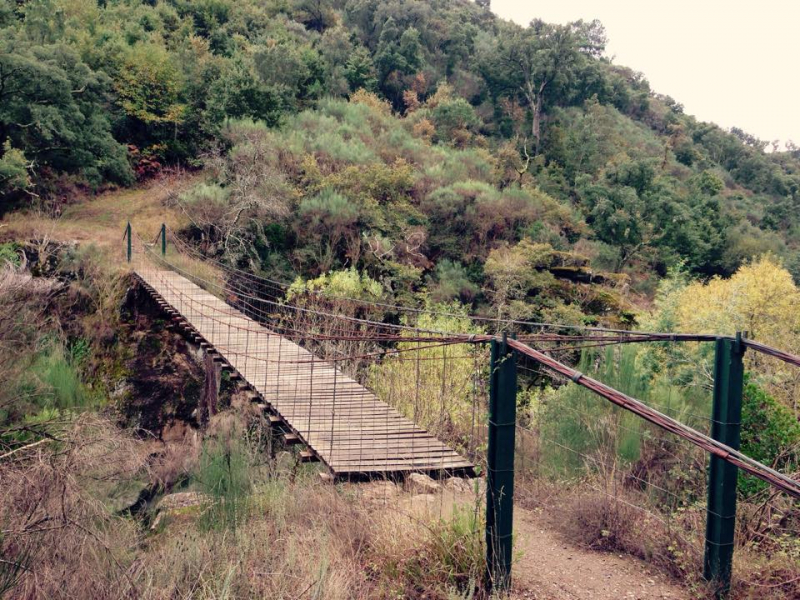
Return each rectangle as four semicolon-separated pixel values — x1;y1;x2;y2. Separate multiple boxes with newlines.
294;0;336;33
114;43;186;160
344;46;377;92
673;256;800;415
374;18;424;106
0;142;31;201
484;240;555;320
569;19;607;58
487;21;583;153
430;97;481;145
0;40;132;188
578;160;665;271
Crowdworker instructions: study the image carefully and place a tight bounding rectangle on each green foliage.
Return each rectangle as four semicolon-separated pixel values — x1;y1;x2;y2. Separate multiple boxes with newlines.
0;38;133;188
179;183;230;207
344;46;377;91
539;347;645;477
287;267;383;302
0;242;21;267
195;433;253;532
0;142;30;198
6;341;94;424
115;43;185;126
538;345;708;504
739;376;800;496
429;97;481;145
369;305;486;447
426;260;479;304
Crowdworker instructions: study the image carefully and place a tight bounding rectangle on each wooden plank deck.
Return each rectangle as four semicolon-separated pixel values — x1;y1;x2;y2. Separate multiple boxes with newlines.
134;268;474;479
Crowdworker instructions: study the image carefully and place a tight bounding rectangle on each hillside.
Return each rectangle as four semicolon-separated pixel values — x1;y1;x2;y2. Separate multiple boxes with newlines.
1;2;799;599
2;0;800;299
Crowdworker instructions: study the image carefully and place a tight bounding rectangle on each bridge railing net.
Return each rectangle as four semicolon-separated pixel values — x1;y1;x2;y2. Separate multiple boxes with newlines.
135;234;490;480
134;231;799;594
513;343;799;595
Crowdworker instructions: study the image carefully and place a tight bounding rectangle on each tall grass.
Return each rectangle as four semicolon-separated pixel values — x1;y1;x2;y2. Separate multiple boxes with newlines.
537;345;711;479
195;433;253;532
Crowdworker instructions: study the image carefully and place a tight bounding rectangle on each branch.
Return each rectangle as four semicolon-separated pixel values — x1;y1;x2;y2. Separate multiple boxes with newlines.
0;439;51;461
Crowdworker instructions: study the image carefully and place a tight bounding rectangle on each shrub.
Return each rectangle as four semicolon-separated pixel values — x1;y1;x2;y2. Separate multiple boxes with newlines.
426;260;479;304
0;243;21;267
739;377;800;496
430;98;481;146
368;306;487;448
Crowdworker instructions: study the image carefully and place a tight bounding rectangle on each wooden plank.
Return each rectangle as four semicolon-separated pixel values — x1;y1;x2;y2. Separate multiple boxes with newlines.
134;268;474;478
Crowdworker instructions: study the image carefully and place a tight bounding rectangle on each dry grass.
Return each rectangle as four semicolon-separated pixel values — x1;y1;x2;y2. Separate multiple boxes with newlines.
536;480;800;600
0;415;149;599
1;172;198;269
560;488;706;584
1;410;487;600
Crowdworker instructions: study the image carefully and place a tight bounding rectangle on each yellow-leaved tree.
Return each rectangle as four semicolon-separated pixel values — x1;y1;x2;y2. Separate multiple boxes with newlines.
672;256;800;415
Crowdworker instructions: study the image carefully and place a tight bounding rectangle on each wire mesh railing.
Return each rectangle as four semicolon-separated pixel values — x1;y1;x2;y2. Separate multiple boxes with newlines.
127;223;800;596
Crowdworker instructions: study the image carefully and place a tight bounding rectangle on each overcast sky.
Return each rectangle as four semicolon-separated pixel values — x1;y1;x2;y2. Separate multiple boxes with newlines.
491;0;800;147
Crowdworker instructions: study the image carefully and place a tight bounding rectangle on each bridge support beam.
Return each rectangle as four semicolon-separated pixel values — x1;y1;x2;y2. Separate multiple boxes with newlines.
704;333;745;598
485;335;517;593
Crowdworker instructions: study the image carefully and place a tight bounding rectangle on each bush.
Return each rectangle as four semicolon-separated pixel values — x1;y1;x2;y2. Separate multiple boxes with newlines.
368;306;487;448
739;376;800;496
426;260;479;304
0;243;21;267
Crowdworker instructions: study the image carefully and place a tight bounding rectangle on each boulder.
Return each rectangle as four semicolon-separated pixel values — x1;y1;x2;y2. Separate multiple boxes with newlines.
157;491;209;512
405;473;440;494
151;491;210;530
443;477;475;495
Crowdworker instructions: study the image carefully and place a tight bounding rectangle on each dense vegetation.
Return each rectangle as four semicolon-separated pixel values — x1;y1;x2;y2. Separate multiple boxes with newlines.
2;1;800;598
2;0;800;289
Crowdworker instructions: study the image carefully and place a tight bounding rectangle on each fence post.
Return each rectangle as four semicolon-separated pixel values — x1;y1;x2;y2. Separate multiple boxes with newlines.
161;223;166;256
486;334;517;592
125;221;132;263
704;332;745;597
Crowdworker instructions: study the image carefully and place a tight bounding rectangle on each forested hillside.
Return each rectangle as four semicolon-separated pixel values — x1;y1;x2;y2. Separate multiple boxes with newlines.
2;0;800;299
2;2;800;598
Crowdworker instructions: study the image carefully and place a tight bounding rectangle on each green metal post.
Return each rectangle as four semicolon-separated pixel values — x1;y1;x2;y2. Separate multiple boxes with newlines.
486;334;517;592
161;223;166;256
125;221;132;263
704;333;745;597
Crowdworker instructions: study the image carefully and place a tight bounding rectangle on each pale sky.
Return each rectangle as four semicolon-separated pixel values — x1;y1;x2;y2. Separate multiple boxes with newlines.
491;0;800;148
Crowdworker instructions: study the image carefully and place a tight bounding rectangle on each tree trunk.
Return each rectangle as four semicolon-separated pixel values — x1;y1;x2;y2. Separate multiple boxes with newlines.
532;100;542;155
524;79;546;155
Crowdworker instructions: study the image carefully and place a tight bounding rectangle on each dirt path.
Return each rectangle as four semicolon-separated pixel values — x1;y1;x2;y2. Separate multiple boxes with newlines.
0;174;197;249
511;506;688;599
361;480;690;600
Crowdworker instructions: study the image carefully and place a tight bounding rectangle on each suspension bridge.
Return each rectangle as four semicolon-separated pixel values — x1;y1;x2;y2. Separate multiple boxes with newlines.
135;266;474;478
125;223;800;596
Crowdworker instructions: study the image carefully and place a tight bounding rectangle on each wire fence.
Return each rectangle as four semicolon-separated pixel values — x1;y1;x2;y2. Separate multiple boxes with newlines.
127;225;800;596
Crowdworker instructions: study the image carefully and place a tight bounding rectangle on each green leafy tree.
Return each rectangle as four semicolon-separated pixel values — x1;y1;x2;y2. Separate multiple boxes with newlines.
294;0;336;33
0;142;30;201
0;40;132;187
374;18;424;106
344;45;377;92
739;376;800;496
486;20;584;153
430;97;481;145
